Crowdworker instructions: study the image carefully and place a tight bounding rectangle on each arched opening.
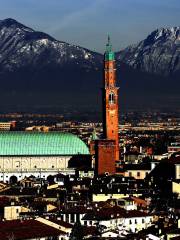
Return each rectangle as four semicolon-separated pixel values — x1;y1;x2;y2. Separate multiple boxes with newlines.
109;92;115;104
47;175;55;185
10;175;18;185
29;175;36;180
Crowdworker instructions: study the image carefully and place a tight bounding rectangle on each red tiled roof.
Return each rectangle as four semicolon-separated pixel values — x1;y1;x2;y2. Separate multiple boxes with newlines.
61;205;90;214
126;210;151;218
0;219;66;240
47;218;73;228
82;206;151;221
0;197;11;207
83;226;98;236
82;206;125;220
169;155;180;164
131;196;148;206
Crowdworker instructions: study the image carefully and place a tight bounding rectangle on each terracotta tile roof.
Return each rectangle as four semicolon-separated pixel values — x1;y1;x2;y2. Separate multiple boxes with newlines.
169;155;180;164
0;219;66;240
0;197;11;207
126;210;151;218
61;205;90;214
47;218;73;228
82;206;151;221
82;206;125;220
83;226;99;236
0;187;38;196
131;197;148;206
91;201;112;208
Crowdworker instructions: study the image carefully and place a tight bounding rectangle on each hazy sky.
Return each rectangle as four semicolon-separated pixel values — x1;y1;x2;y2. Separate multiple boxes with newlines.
0;0;179;52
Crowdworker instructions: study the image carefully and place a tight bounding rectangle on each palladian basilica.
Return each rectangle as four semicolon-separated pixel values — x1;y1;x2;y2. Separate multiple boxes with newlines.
0;131;90;183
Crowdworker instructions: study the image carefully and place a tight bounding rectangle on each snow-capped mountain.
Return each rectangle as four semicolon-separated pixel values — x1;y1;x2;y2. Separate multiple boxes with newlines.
0;18;102;72
0;18;179;112
116;27;180;76
0;19;179;77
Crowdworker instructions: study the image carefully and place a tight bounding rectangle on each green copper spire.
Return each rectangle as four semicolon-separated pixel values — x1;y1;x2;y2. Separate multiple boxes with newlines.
105;35;115;61
91;128;98;140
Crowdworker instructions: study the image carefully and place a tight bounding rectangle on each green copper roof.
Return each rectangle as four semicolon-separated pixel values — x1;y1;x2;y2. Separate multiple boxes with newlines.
105;35;115;61
0;132;89;156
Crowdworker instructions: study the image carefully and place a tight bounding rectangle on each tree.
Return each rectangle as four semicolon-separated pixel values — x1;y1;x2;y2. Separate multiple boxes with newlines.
69;221;85;240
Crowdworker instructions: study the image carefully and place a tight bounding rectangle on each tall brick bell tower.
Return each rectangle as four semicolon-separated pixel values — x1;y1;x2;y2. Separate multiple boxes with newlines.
103;36;119;160
92;36;119;175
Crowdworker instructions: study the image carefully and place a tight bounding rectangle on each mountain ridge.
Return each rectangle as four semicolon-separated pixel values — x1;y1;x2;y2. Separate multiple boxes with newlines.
0;18;102;72
0;18;180;76
116;27;180;76
0;18;179;113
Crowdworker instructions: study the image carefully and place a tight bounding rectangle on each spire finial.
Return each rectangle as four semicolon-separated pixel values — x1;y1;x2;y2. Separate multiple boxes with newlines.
106;34;112;53
105;35;114;60
108;34;110;45
92;128;98;140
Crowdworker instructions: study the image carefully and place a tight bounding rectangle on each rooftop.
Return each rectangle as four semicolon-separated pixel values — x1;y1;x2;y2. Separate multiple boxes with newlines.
82;206;151;221
0;219;65;239
0;131;89;156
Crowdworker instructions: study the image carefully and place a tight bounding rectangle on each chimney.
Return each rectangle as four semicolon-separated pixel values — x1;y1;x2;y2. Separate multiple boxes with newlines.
140;146;143;154
124;147;126;153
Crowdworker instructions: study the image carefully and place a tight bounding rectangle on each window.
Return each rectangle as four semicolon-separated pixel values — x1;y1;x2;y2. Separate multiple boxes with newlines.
70;214;74;223
129;172;132;177
15;161;20;168
142;219;145;223
16;209;19;213
118;201;125;206
137;172;140;177
109;92;115;104
129;220;132;224
76;214;80;222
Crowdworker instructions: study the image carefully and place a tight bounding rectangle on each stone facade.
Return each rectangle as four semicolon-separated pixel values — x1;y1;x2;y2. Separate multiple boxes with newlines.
0;156;74;182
